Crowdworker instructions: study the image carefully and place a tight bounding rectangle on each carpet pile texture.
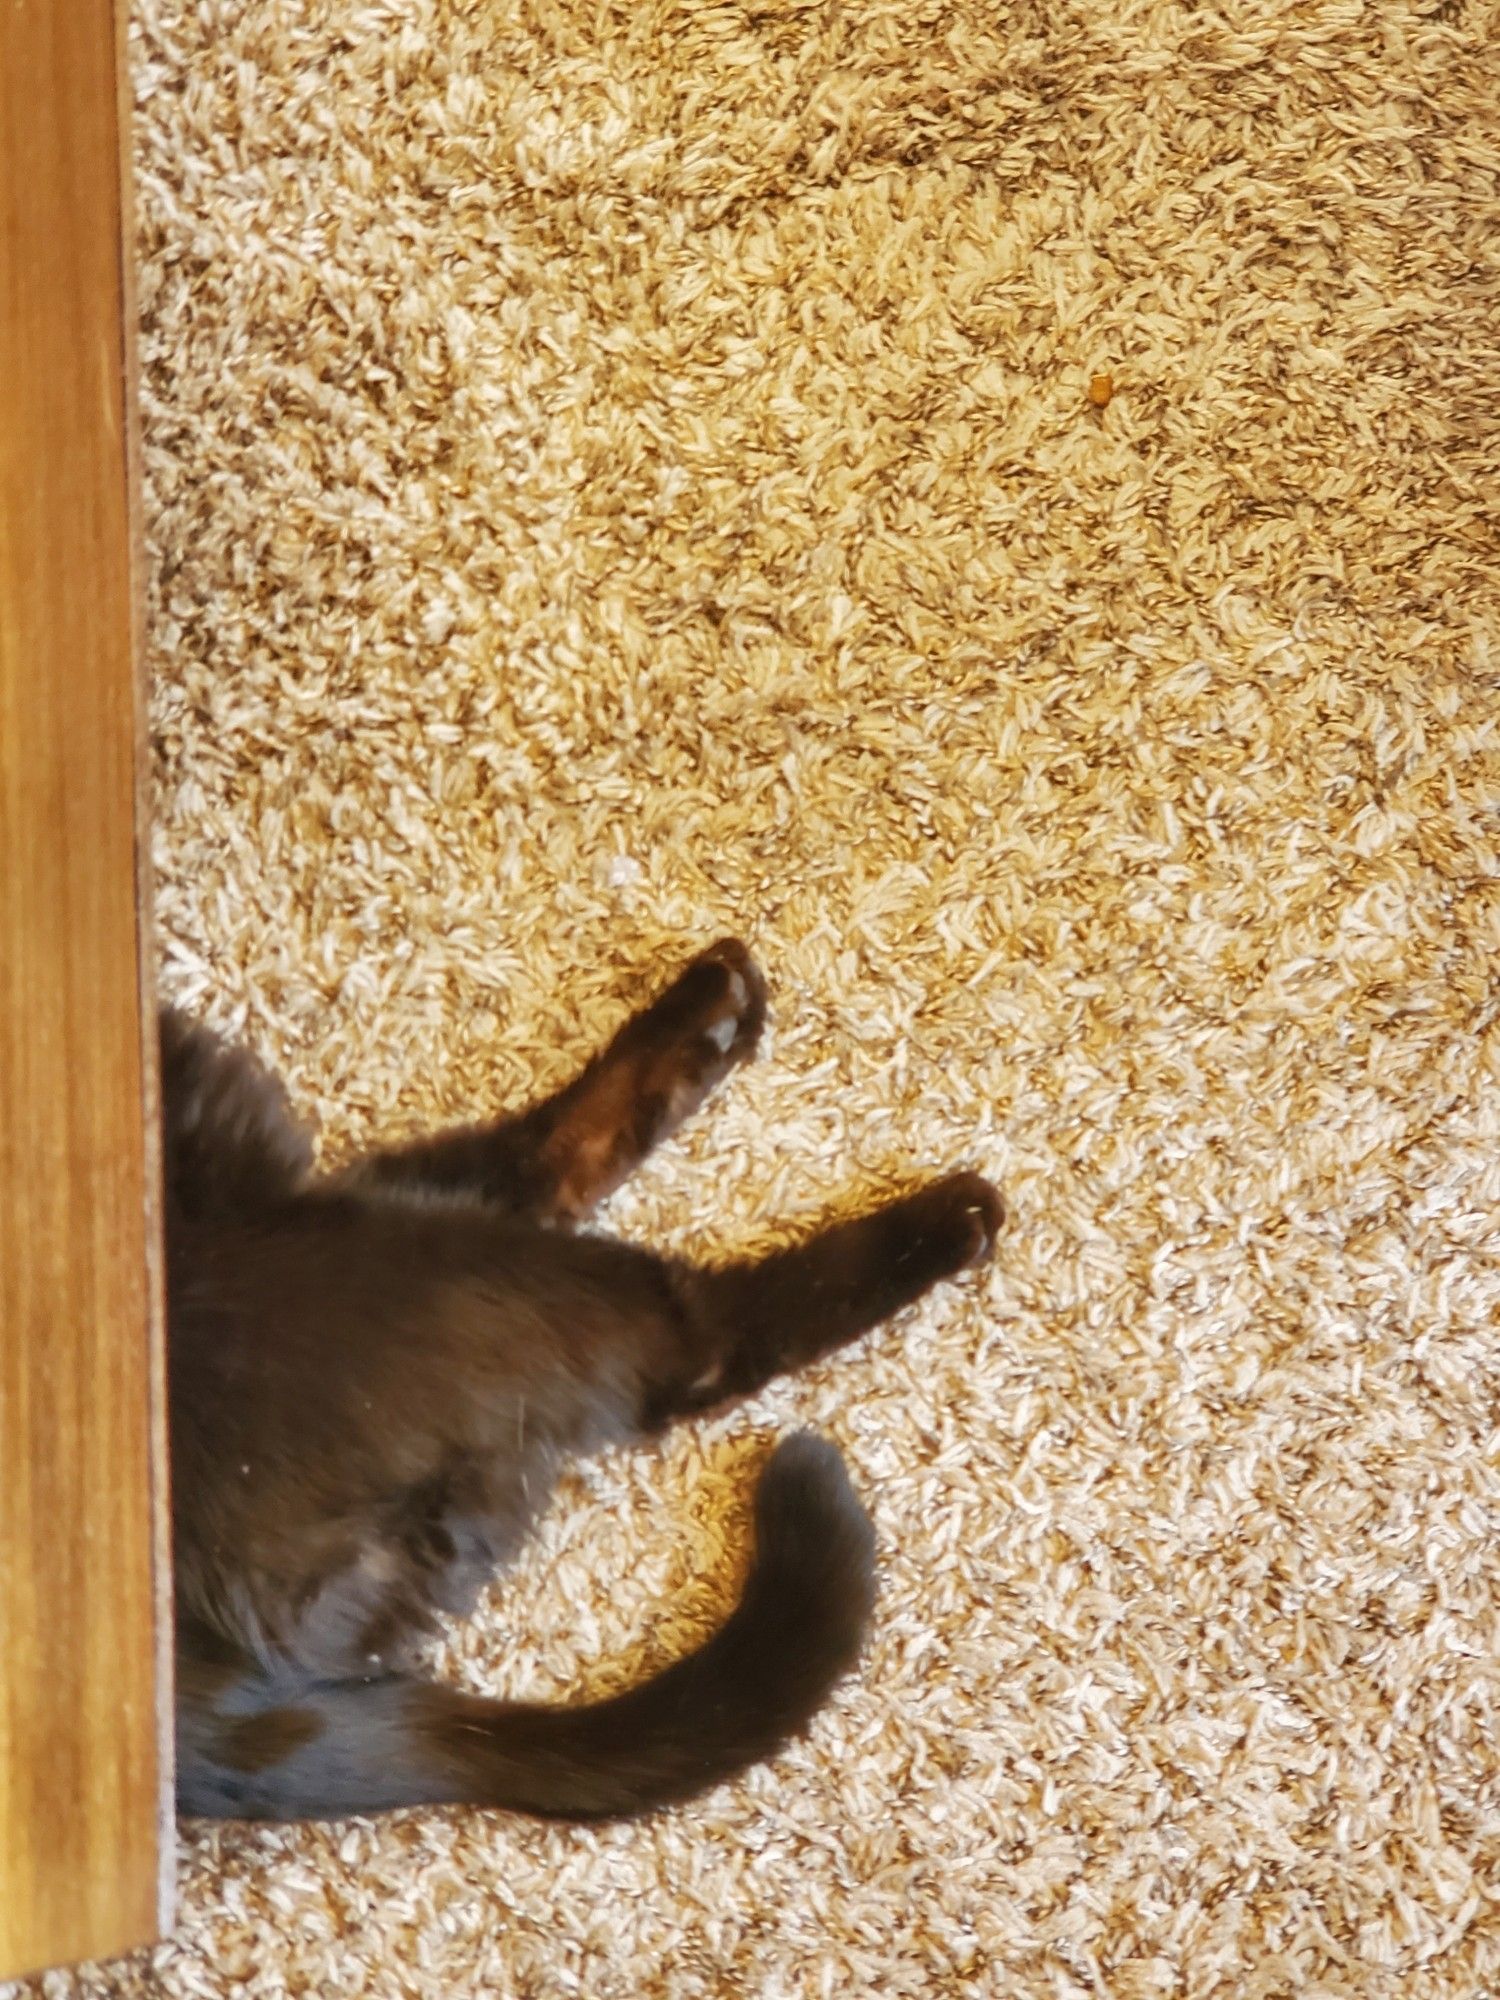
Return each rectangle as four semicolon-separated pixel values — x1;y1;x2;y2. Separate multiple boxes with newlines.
16;0;1500;1992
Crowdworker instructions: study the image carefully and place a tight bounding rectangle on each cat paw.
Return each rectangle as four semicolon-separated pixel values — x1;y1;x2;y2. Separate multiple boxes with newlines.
895;1171;1006;1280
663;937;768;1070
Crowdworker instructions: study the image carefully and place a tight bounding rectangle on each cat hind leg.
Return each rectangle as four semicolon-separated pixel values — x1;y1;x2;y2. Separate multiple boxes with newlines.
341;938;767;1219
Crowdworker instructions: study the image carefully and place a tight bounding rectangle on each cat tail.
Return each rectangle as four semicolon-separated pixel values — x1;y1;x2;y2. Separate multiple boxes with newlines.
179;1433;877;1821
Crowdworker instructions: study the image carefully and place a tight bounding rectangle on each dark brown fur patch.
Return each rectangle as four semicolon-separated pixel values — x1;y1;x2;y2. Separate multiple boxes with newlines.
216;1706;325;1775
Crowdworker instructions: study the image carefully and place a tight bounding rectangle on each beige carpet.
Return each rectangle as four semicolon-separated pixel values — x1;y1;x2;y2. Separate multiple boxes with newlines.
17;0;1500;1992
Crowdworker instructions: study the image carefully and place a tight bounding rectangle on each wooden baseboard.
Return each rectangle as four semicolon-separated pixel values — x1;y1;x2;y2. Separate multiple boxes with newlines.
0;0;172;1978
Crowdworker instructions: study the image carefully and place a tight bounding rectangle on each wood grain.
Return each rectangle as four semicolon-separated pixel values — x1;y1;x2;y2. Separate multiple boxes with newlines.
0;0;171;1980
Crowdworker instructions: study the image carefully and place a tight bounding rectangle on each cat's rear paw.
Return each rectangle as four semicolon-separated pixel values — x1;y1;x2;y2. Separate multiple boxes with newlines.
666;937;768;1069
616;939;769;1149
691;938;768;1060
900;1171;1006;1277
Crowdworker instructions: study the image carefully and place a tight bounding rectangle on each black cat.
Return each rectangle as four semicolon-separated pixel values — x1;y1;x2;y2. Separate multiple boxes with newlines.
164;940;1003;1819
